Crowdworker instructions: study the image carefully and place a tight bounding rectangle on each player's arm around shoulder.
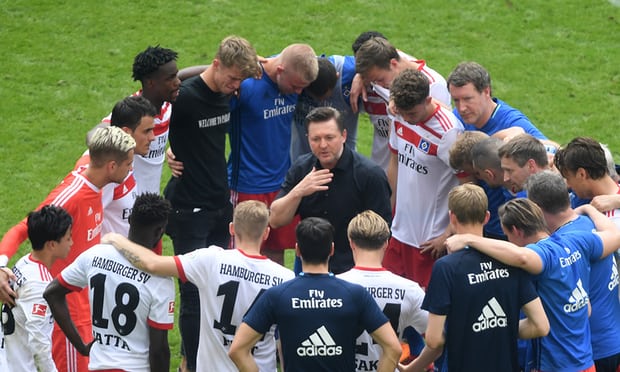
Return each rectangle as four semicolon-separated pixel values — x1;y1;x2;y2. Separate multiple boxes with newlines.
102;233;179;277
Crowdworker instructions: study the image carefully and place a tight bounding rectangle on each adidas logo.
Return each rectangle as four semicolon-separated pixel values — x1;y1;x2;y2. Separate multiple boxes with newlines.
472;297;508;332
564;278;588;313
296;325;343;357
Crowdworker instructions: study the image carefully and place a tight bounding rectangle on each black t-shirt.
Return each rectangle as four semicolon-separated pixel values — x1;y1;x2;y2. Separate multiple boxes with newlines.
166;75;231;210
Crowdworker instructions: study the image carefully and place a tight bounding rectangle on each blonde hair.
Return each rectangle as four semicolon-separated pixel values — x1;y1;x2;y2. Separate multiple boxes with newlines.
347;210;391;250
217;35;261;79
279;44;319;83
233;200;269;242
88;126;135;167
448;184;488;225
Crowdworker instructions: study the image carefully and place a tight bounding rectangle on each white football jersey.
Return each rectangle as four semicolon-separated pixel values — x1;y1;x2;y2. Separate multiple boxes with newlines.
58;244;175;372
102;91;171;195
5;254;56;372
338;267;428;372
175;247;294;371
389;105;463;246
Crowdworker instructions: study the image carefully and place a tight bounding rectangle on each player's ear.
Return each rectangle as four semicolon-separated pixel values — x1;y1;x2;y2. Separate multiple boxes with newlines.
229;222;235;237
294;243;301;257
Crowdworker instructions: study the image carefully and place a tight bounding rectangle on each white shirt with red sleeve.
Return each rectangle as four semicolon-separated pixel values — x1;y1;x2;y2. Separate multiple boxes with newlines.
58;244;174;372
5;254;56;372
174;246;294;371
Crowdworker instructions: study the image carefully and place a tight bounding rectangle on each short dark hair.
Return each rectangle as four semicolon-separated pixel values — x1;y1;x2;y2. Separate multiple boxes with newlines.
132;45;178;82
554;137;608;180
304;106;345;133
129;192;171;230
498;134;548;168
296;217;334;265
352;30;387;53
110;96;158;131
447;61;491;93
525;171;571;215
27;205;72;250
390;69;430;110
355;37;399;77
304;57;338;100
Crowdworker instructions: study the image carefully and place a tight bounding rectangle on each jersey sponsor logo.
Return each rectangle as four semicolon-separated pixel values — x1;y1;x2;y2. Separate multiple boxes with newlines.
472;297;507;332
297;326;343;357
31;303;47;317
559;249;582;268
468;261;510;285
168;301;175;314
564;279;589;313
609;257;619;291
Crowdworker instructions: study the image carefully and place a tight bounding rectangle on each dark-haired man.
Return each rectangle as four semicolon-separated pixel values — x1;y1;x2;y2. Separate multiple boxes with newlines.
229;217;402;372
270;106;391;274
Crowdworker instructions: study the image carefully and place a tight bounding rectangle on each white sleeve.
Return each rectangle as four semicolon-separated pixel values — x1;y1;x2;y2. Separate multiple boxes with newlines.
17;281;57;372
147;277;176;329
59;251;90;290
404;284;429;335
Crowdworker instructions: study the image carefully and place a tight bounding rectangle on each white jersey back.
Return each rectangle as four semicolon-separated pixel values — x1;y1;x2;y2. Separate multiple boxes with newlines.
175;247;294;371
58;244;175;372
338;267;428;372
389;105;463;246
5;254;56;372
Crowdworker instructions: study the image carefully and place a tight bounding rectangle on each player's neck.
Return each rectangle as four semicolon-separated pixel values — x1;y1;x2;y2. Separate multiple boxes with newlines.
236;240;262;256
82;166;109;189
301;262;330;274
30;249;53;269
544;209;577;232
590;176;620;197
352;251;383;269
475;99;498;129
454;224;484;236
139;90;163;114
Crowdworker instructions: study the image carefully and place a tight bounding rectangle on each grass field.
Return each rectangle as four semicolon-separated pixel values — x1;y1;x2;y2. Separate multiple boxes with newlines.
1;0;619;370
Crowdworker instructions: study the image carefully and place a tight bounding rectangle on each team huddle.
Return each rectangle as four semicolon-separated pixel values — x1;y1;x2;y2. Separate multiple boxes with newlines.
0;30;619;372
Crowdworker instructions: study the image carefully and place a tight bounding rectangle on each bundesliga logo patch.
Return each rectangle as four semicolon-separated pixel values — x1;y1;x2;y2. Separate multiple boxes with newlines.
32;303;47;317
168;301;175;314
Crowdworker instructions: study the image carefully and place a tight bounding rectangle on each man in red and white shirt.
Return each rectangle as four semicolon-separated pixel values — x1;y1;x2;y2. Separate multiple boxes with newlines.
78;96;157;238
352;36;451;173
384;69;463;289
0;126;136;372
3;205;73;372
95;45;180;196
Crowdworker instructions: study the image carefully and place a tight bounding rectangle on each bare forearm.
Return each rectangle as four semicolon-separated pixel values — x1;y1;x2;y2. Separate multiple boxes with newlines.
400;345;442;372
269;194;301;228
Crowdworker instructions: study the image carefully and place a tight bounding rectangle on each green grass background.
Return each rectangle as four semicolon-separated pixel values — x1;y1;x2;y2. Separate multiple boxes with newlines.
1;0;619;369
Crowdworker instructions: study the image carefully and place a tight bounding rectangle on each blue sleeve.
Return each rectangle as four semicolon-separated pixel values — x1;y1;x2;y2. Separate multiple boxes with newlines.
359;287;389;334
243;289;276;334
422;259;452;315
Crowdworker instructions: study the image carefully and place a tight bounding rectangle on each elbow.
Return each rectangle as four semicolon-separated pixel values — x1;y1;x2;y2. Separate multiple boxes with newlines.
536;319;550;338
425;334;444;350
